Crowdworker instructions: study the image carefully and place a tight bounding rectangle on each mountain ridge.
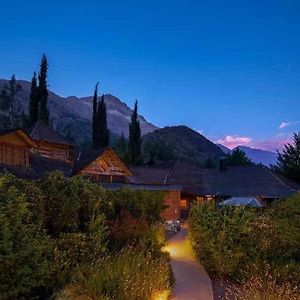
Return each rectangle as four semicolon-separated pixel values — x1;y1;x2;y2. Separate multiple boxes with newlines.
0;79;157;145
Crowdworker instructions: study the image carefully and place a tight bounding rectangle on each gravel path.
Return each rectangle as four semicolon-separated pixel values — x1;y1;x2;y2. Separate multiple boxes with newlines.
167;224;214;300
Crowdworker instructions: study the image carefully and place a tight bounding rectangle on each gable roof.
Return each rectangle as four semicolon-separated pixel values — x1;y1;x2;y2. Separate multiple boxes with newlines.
73;147;132;176
25;122;74;146
128;162;299;198
0;128;37;148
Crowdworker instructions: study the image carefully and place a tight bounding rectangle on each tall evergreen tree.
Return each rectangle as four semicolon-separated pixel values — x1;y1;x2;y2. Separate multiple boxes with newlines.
92;82;99;148
128;100;142;165
38;54;49;125
29;72;39;123
116;132;128;163
95;94;109;148
273;133;300;184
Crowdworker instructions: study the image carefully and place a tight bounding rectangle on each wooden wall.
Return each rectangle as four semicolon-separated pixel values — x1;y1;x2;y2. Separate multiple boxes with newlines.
35;141;72;161
0;143;29;167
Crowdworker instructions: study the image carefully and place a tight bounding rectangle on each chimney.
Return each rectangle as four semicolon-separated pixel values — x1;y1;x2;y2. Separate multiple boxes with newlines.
219;157;227;171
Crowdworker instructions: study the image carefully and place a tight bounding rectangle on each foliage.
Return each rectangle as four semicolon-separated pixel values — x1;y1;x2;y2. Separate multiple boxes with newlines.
97;94;110;148
0;174;52;299
57;246;172;300
0;172;169;299
272;132;300;184
113;132;129;163
128;100;142;165
29;71;39;123
142;139;175;165
92;82;99;148
225;267;300;300
143;125;224;166
38;54;50;125
226;148;252;166
105;187;165;224
189;196;300;285
92;85;110;149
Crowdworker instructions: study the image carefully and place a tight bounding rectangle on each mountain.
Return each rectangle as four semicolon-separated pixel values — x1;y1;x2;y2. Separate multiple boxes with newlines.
143;126;224;165
235;146;277;167
216;143;277;167
216;143;232;155
0;79;157;146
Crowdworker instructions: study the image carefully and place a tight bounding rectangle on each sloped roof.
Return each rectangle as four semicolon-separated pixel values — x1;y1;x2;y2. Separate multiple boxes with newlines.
73;147;131;176
128;166;173;185
128;162;298;198
218;197;263;207
73;148;106;174
167;162;298;198
25;122;74;146
0;128;37;147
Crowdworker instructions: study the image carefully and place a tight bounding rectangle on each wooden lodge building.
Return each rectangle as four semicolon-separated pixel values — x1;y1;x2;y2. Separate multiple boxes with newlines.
25;122;75;162
73;148;132;182
0;129;37;167
0;124;299;221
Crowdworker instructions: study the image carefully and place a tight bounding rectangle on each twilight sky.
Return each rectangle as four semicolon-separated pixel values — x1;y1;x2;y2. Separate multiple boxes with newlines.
0;0;299;151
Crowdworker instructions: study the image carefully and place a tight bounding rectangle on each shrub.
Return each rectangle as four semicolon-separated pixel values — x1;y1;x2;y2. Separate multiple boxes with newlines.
57;246;172;300
106;188;165;224
0;174;52;299
40;172;108;236
189;195;300;291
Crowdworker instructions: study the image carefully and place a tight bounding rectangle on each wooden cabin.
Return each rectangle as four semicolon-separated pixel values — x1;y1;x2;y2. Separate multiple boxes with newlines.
0;129;37;167
74;148;132;182
26;122;74;162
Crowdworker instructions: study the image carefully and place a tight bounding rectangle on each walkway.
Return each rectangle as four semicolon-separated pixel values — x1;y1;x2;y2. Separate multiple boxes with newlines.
166;224;214;300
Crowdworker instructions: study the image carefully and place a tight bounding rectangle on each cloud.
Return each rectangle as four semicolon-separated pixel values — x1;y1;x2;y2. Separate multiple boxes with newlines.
279;122;291;129
216;135;252;149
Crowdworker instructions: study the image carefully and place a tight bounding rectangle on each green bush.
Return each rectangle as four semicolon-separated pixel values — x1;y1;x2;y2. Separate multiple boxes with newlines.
0;174;53;299
0;172;169;299
106;187;165;224
189;194;300;285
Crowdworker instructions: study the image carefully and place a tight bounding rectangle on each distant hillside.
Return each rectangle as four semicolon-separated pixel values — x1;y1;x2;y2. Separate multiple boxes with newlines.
216;143;231;154
236;146;277;167
143;126;224;165
0;79;157;146
216;143;277;167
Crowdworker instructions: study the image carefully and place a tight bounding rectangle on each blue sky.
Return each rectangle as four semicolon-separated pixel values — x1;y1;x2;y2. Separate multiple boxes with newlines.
1;0;299;151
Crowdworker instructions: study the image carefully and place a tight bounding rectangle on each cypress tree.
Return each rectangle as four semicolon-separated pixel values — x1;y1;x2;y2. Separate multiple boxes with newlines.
128;100;142;165
92;82;99;148
96;94;109;148
38;54;49;125
29;72;39;123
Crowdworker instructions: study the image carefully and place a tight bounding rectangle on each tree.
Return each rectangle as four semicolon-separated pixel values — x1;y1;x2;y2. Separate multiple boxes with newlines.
94;94;109;148
226;148;251;166
29;72;39;123
115;132;128;163
0;75;22;128
273;133;300;184
128;100;142;165
38;54;49;125
92;82;99;148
